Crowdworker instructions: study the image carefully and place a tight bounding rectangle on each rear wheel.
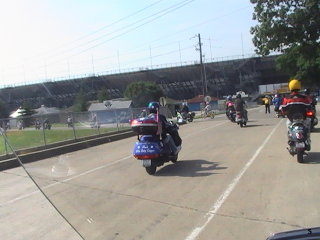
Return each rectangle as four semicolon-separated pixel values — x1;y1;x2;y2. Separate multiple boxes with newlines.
145;160;157;175
297;151;304;163
240;122;243;128
171;154;178;163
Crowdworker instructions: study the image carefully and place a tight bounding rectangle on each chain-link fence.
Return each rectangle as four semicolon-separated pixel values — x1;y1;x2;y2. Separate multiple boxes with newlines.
0;107;172;156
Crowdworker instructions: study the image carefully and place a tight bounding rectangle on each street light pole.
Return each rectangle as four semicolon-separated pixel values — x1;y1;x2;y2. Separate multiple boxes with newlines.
197;33;207;96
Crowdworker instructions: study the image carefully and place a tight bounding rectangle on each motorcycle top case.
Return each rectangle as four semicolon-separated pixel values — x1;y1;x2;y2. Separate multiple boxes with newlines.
131;116;159;135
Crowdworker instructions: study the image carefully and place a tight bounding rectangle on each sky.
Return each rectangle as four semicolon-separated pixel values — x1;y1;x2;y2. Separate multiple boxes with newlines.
0;0;257;87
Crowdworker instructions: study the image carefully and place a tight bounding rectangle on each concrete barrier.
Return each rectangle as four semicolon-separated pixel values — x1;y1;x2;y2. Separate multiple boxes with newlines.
0;129;136;171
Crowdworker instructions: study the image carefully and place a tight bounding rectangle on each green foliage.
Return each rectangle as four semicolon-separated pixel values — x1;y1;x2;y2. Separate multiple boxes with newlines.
19;102;36;117
73;89;89;112
124;81;164;107
250;0;320;86
97;88;111;103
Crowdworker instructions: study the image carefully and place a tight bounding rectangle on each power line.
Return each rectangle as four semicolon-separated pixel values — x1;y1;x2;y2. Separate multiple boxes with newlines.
47;0;195;62
9;0;194;74
18;0;166;62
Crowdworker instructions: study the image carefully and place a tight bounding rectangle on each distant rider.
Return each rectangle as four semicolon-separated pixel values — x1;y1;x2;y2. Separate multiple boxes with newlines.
225;95;235;121
181;102;189;119
234;93;248;121
304;88;317;110
280;79;312;150
147;102;181;155
272;94;282;113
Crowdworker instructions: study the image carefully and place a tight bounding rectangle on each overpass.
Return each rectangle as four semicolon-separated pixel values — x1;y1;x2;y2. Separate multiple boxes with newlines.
0;55;289;110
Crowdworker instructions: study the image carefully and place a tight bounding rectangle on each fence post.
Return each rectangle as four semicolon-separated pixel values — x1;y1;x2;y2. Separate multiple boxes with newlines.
71;113;76;140
41;116;47;146
3;128;8;155
115;110;119;132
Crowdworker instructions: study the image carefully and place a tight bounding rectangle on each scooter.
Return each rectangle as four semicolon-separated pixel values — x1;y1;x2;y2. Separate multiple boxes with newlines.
226;108;236;122
176;112;187;125
287;117;311;163
235;110;247;127
131;115;182;175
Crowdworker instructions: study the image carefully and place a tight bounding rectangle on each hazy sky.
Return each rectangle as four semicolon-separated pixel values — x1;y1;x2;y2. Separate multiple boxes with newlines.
0;0;257;86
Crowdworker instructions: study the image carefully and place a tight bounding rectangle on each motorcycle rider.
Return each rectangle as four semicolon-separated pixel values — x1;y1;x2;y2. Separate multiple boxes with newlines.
272;94;282;113
181;102;189;114
304;88;317;109
234;93;248;121
225;95;236;121
280;79;312;150
147;102;181;155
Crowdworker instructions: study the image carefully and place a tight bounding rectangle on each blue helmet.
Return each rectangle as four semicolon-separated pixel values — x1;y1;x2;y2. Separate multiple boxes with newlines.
147;102;160;113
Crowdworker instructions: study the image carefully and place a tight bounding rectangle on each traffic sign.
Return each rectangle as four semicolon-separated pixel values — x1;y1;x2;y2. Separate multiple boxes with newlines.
204;96;211;103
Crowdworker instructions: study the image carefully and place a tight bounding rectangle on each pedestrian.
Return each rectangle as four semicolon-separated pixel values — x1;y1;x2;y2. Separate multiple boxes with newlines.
263;95;271;113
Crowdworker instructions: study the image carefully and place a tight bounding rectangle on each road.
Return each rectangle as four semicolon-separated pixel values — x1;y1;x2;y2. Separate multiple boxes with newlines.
1;106;320;240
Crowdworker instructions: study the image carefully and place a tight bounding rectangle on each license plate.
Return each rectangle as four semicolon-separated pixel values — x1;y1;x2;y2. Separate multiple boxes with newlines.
295;142;305;148
142;159;151;167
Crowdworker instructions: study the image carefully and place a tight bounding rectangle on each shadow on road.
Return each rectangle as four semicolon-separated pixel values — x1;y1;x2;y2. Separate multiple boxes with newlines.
311;128;320;133
243;124;264;128
303;152;320;164
155;160;227;177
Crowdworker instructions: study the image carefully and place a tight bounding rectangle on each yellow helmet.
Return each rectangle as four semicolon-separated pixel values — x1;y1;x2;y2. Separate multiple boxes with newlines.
288;79;301;91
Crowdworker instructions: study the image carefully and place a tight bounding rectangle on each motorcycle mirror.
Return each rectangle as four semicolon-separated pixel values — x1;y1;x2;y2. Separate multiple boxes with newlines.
266;227;320;240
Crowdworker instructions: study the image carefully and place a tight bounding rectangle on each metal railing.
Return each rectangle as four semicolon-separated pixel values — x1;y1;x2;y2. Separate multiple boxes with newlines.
0;107;158;156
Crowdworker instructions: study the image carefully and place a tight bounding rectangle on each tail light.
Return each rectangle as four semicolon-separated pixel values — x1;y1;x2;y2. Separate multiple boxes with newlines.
134;154;159;159
296;132;304;139
306;111;314;117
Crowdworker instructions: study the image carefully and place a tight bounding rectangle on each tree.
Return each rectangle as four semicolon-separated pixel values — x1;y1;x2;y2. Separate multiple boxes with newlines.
124;81;164;107
73;89;89;112
18;102;36;127
97;88;111;103
19;102;36;117
250;0;320;86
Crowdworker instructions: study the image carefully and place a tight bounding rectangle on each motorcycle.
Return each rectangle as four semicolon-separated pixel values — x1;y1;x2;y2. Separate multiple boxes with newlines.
35;121;41;130
43;121;51;130
276;110;286;118
186;111;195;122
176;112;187;125
306;109;318;131
287;116;311;163
131;115;182;175
226;108;236;122
177;111;195;125
235;110;247;127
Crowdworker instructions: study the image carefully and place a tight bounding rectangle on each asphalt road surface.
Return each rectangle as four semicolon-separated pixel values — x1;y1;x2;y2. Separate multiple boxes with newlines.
1;106;320;240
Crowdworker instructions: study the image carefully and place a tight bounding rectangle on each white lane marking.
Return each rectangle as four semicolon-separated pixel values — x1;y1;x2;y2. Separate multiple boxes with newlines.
185;119;284;240
3;120;222;205
0;155;132;207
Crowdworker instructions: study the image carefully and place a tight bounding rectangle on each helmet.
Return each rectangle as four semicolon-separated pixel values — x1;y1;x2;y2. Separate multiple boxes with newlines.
288;79;301;91
236;93;241;98
304;88;310;95
227;95;232;101
147;102;160;113
274;94;278;98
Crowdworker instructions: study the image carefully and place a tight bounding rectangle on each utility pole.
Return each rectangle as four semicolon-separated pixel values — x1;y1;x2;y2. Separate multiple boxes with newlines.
91;55;95;75
197;33;207;96
117;50;120;72
149;46;153;68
